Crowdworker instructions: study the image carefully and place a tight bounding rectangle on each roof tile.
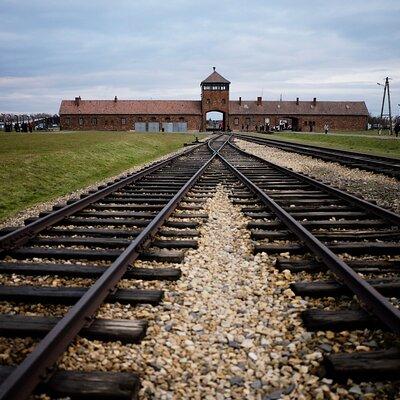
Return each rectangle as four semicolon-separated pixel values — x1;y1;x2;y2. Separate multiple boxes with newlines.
59;100;202;115
229;100;369;116
201;71;230;84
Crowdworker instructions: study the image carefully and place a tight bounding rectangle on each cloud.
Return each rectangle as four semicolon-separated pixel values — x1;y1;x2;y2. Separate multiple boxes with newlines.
0;0;399;115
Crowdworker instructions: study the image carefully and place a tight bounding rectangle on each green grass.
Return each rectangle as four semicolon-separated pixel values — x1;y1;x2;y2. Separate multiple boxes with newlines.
0;131;205;222
302;130;393;136
237;131;400;158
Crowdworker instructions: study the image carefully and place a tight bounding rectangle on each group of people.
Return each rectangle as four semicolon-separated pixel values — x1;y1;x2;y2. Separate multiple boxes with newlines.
3;121;34;132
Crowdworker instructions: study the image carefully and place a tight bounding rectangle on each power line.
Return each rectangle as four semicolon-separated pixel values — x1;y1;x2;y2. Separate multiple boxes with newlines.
377;77;393;134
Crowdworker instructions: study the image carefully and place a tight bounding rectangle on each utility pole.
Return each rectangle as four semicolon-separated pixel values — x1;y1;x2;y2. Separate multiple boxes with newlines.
377;77;393;135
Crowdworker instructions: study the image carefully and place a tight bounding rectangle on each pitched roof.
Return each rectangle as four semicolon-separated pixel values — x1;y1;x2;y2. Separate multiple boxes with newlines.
59;100;202;115
201;70;230;85
229;100;369;116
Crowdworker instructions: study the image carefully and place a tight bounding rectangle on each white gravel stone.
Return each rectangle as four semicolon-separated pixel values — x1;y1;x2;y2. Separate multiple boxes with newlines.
54;185;399;398
2;178;398;399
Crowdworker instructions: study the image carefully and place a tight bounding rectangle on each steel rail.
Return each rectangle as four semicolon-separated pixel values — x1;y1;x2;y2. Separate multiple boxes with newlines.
234;133;400;172
207;135;230;153
234;132;400;165
215;141;400;334
228;139;400;226
0;141;219;400
0;140;209;252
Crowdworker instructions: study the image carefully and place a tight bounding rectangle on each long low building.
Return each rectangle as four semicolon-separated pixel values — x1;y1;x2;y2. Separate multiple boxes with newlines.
59;69;369;132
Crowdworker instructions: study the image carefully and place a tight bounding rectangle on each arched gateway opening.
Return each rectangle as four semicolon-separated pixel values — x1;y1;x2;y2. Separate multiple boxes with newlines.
206;111;225;131
277;117;300;131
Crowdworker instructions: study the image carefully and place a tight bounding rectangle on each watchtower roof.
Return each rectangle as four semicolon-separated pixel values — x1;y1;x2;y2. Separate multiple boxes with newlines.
201;68;230;85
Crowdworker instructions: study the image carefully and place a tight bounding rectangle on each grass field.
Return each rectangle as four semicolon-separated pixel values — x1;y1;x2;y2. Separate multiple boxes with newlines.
0;131;204;222
237;131;400;158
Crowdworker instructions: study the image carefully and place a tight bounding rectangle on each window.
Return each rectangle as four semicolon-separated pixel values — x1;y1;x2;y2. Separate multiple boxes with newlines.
179;117;185;122
79;117;84;126
150;117;156;122
91;117;97;125
304;121;308;126
203;84;228;91
65;117;70;125
206;99;211;104
165;117;171;122
121;118;126;125
222;99;226;105
234;118;239;126
138;117;143;122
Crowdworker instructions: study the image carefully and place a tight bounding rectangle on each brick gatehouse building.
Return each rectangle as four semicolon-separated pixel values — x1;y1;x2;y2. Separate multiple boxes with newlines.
59;69;369;132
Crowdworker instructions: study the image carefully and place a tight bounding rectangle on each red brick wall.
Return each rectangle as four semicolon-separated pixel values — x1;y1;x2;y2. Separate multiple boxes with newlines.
229;114;368;132
60;112;367;133
201;88;230;130
60;114;202;131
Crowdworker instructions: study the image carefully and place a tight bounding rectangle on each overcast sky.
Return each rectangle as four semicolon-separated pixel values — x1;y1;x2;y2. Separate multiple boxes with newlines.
0;0;399;115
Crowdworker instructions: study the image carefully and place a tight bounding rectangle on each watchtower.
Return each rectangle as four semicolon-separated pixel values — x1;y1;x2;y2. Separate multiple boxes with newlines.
201;67;230;131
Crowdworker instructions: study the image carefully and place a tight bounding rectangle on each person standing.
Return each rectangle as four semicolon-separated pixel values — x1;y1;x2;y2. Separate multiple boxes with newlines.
324;123;329;134
395;121;400;138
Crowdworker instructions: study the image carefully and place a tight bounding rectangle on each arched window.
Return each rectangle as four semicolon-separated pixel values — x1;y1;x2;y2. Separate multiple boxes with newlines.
150;117;156;122
137;117;143;122
179;117;185;122
165;117;171;122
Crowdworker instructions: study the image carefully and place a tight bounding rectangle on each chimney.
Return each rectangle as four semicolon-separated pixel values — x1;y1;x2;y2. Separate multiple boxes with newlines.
313;97;317;106
257;96;262;106
239;97;242;106
114;96;118;102
74;96;81;106
213;66;216;72
296;97;299;105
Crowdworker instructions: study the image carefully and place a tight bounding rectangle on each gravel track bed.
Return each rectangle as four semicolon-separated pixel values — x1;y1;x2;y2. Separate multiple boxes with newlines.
1;184;399;398
0;274;93;288
54;186;398;399
235;139;400;213
0;301;68;317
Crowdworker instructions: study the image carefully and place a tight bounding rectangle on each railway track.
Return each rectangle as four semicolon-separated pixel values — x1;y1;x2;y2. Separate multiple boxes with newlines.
234;133;400;179
0;133;399;398
0;138;226;399
216;137;400;383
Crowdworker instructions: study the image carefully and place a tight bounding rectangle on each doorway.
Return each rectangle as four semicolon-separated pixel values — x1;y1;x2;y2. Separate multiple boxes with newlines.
206;111;225;131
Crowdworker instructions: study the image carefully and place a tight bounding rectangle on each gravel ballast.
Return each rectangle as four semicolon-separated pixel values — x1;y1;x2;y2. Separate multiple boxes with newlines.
53;187;399;399
235;139;400;213
0;148;399;399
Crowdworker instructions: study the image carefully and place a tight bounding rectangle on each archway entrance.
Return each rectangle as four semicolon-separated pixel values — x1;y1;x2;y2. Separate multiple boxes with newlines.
278;117;300;132
206;111;225;131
